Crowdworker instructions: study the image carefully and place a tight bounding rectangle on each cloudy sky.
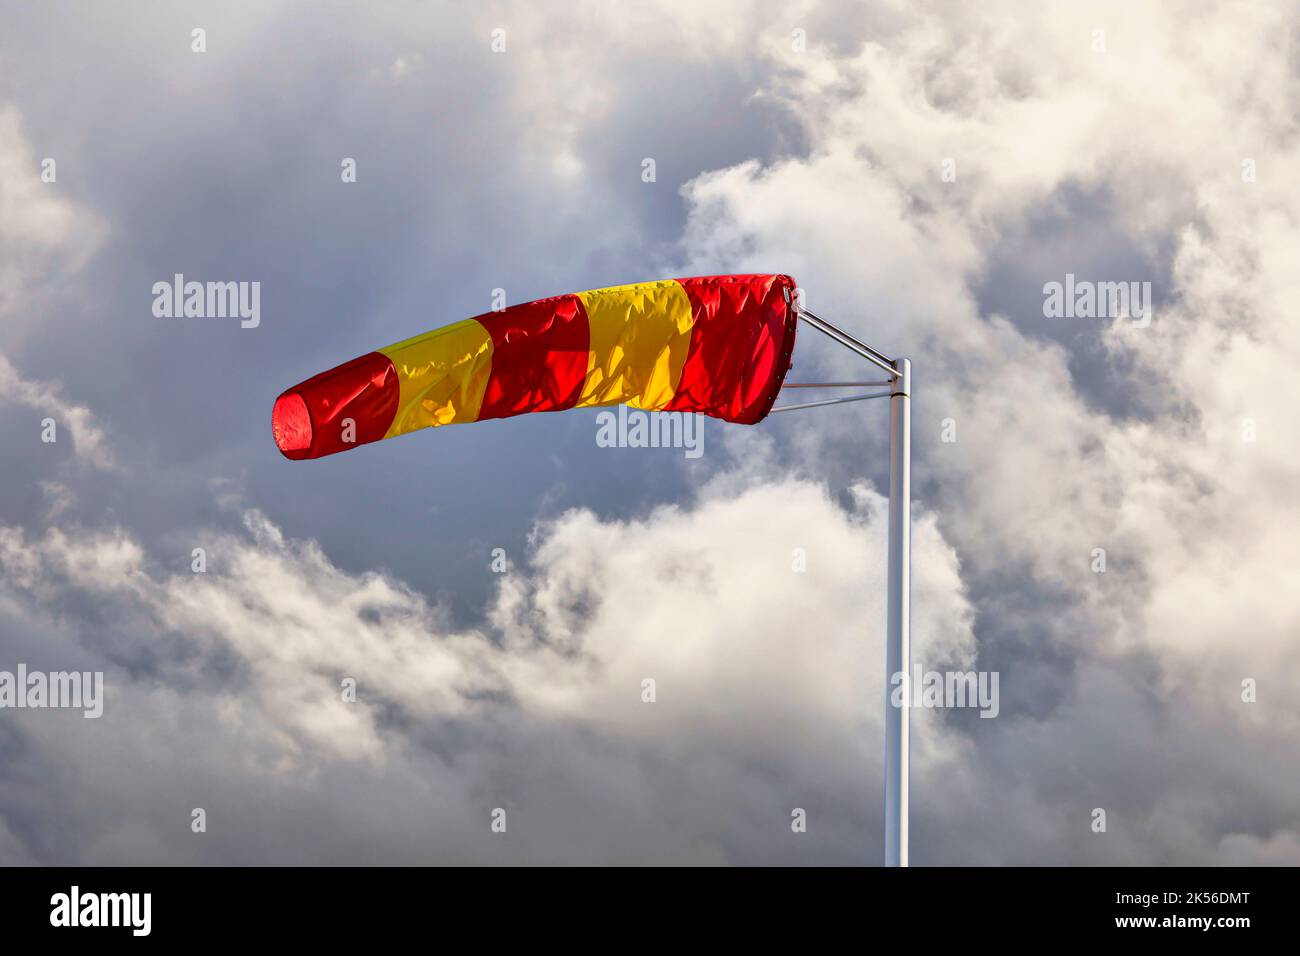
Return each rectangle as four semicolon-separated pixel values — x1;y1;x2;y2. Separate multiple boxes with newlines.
2;0;1298;865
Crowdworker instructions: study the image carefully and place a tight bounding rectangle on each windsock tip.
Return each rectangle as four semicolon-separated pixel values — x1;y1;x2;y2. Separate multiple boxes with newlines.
272;391;312;459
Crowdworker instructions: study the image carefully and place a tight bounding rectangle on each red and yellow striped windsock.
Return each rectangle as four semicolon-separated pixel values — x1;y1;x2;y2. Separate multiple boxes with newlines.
272;273;798;460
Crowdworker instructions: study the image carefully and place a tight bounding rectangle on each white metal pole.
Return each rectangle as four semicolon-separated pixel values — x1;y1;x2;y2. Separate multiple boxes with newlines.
884;357;911;867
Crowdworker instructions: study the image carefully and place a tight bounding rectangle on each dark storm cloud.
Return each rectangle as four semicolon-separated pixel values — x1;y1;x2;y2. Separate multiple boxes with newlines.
0;0;802;620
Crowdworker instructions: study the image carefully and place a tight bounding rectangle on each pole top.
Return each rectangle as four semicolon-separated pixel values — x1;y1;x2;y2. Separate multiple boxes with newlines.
892;357;911;398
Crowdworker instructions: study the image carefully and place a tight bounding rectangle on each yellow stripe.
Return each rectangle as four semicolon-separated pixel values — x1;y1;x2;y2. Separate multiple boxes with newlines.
380;318;494;438
575;280;694;410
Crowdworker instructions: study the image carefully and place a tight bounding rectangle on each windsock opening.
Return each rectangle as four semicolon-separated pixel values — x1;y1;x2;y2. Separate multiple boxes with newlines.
272;351;401;460
272;391;312;458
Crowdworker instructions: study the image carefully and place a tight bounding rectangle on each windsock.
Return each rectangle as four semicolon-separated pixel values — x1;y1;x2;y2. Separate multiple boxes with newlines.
273;273;798;460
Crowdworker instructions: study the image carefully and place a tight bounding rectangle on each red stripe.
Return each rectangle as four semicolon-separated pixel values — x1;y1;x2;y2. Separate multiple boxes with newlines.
665;274;798;424
272;351;398;460
475;294;590;420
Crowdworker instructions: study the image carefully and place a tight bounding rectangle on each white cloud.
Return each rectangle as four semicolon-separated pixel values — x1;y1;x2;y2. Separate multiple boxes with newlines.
660;0;1300;861
0;353;116;470
673;0;1300;718
0;477;976;862
0;104;112;469
0;103;105;322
